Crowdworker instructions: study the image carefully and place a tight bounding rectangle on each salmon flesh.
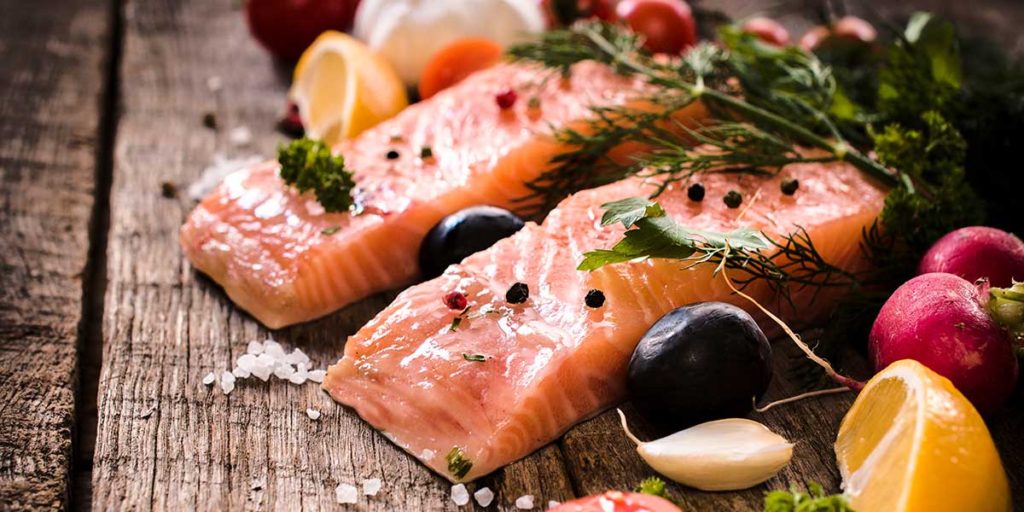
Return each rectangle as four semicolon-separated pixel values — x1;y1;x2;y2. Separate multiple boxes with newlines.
324;161;887;481
180;62;707;328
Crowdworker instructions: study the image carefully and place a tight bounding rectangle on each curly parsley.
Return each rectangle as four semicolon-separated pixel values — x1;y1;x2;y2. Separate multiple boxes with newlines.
277;138;355;213
764;482;853;512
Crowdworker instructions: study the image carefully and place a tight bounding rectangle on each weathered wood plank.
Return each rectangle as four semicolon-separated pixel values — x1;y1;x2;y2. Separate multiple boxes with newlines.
0;0;113;509
90;0;575;509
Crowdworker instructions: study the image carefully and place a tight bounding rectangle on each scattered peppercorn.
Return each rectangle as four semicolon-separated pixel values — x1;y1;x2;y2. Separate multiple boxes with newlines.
780;178;800;195
505;282;529;304
201;111;218;130
386;149;400;160
443;291;468;310
585;289;606;308
527;96;541;109
160;181;178;198
389;134;404;143
496;88;518;109
723;190;743;208
687;183;705;202
420;146;433;159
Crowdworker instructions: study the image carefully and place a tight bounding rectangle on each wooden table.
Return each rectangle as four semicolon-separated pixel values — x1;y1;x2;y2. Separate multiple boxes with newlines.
2;0;1023;510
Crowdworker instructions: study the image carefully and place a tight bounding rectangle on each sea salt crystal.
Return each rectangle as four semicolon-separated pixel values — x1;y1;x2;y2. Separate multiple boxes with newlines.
250;361;273;381
221;370;236;384
202;372;216;385
285;348;310;366
237;354;258;371
274;364;296;380
187;153;261;201
548;501;560;509
306;408;321;420
264;340;285;360
419;449;436;461
307;369;326;383
362;478;381;496
220;378;235;395
206;75;223;92
335;483;358;504
451;484;470;506
230;126;252;147
232;366;250;379
288;371;307;385
246;340;264;354
474;487;494;507
515;495;534;510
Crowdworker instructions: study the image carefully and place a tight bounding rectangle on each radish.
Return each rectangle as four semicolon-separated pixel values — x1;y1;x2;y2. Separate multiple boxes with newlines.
869;272;1022;414
918;226;1024;287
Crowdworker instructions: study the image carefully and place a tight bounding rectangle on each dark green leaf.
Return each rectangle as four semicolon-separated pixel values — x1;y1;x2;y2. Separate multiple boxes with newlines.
462;353;487;362
445;447;473;479
277;137;355;213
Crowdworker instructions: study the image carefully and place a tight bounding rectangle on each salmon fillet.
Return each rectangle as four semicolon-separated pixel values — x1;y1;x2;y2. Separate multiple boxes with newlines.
181;62;704;328
323;160;887;481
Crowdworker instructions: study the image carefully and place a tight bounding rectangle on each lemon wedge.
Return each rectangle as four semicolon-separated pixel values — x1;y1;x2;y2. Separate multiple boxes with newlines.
290;31;408;145
835;359;1011;512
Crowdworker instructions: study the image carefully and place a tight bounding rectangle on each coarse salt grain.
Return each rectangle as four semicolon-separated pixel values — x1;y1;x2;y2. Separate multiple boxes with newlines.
221;370;236;384
264;341;285;359
362;478;381;496
474;487;494;507
246;340;263;354
202;372;216;385
285;348;310;365
450;484;470;506
229;126;252;147
274;364;296;380
232;366;250;379
515;495;534;509
237;354;257;371
548;501;560;509
335;483;358;504
307;369;326;383
220;379;235;395
288;371;307;385
206;76;223;92
306;408;321;420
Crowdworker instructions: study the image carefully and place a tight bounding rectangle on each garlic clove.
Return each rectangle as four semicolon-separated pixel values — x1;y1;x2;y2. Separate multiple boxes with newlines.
618;409;793;491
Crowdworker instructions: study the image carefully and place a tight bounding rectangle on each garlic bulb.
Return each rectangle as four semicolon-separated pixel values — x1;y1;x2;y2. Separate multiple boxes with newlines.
353;0;545;86
618;409;793;491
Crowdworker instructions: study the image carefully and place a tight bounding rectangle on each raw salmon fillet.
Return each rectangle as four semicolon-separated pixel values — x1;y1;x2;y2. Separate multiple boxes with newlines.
324;159;887;481
181;62;704;328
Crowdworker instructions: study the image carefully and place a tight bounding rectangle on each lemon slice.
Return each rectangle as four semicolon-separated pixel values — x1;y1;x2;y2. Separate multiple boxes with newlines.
835;359;1011;512
290;31;408;145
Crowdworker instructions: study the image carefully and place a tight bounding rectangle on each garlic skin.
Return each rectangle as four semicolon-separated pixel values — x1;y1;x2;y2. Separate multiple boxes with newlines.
353;0;545;86
618;410;793;491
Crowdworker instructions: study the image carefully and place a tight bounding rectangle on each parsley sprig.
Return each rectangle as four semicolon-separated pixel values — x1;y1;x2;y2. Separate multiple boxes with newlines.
277;137;355;213
763;482;853;512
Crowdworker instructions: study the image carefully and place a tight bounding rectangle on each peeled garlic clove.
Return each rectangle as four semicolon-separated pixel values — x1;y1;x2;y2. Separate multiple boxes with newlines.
618;409;793;491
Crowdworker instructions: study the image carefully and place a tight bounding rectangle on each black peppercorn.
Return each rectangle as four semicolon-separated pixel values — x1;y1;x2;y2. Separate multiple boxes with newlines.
780;178;799;195
585;289;605;308
420;146;433;159
723;190;743;209
687;183;705;202
505;282;529;304
201;111;217;130
386;149;400;160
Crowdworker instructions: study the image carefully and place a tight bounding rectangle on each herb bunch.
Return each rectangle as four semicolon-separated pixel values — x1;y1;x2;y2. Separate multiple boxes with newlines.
277;137;355;213
764;482;853;512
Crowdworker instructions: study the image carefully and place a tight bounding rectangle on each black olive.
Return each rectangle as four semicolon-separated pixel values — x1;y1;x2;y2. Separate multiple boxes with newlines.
723;190;743;208
687;183;705;202
419;206;526;279
627;302;772;429
505;282;529;304
780;178;799;195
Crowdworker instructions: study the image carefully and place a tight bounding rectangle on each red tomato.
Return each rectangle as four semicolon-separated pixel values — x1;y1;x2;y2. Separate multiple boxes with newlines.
548;491;681;512
615;0;697;55
245;0;361;61
741;17;790;46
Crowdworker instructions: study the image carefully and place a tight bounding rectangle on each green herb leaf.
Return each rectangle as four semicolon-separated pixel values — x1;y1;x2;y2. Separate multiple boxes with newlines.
599;197;666;228
763;482;853;512
277;138;355;213
321;226;341;235
445;446;473;479
635;477;668;498
462;353;487;362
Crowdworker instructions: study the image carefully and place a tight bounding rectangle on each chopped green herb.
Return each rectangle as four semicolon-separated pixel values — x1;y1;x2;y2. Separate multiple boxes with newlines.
321;226;341;235
450;305;472;331
462;353;487;362
446;446;473;479
763;482;853;512
635;477;668;498
277;138;355;213
528;96;541;109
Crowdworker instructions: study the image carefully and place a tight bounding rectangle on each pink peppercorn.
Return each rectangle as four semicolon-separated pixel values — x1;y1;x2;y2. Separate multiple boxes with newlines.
443;291;468;310
495;89;518;109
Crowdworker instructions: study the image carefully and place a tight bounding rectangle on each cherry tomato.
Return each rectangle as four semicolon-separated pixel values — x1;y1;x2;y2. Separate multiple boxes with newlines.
741;17;790;46
799;16;876;51
547;491;681;512
418;38;503;100
615;0;697;55
245;0;361;61
542;0;616;27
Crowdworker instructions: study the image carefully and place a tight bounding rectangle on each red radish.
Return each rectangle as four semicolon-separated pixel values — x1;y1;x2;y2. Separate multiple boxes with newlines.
615;0;697;55
245;0;361;61
918;226;1024;287
546;491;681;512
742;17;790;46
869;272;1019;414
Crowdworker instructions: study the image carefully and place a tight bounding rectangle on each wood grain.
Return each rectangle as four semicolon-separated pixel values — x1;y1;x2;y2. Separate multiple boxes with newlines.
90;0;575;509
0;0;113;509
